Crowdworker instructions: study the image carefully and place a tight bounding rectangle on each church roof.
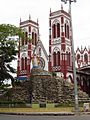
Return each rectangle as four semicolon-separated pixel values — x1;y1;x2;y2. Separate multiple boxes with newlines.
20;19;38;26
50;9;70;18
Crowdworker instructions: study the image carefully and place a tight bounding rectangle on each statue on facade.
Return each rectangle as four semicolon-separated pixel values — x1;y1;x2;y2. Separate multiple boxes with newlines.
32;52;39;68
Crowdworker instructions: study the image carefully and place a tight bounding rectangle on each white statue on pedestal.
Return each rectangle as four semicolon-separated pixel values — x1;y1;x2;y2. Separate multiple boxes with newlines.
32;51;39;68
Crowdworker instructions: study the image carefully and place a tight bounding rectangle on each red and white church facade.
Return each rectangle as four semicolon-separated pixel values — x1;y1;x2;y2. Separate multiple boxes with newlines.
48;6;72;80
17;6;90;96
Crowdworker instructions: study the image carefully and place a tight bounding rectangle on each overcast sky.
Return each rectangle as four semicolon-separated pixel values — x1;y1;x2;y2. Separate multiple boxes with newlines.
0;0;90;52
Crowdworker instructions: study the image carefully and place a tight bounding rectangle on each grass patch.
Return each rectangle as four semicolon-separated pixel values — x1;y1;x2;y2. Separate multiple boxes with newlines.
46;103;54;108
0;103;89;113
31;103;54;109
0;107;73;113
32;104;39;109
0;103;74;112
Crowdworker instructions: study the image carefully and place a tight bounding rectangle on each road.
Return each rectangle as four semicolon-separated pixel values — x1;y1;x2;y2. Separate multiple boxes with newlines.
0;115;90;120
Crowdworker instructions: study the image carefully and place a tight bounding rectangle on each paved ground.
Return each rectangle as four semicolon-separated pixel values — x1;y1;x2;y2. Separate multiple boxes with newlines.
0;114;90;120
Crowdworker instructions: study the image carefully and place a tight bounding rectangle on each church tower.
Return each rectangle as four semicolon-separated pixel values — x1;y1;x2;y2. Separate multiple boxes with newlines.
48;6;72;79
17;16;39;80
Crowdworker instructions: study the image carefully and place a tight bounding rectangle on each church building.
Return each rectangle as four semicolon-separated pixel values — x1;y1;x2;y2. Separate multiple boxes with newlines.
17;6;90;96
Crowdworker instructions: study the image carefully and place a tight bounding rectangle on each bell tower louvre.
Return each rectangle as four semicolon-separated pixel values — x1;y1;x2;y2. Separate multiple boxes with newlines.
48;5;72;79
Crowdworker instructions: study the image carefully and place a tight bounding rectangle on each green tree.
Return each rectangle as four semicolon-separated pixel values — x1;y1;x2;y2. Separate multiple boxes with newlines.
0;24;22;86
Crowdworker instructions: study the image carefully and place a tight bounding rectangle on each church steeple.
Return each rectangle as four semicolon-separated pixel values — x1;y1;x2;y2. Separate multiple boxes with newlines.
48;5;72;79
17;16;40;78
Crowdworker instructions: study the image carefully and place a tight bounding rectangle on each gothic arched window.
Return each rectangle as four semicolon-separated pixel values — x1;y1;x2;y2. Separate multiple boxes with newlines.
25;57;27;70
53;52;56;66
65;24;69;39
57;51;60;66
57;23;60;37
35;33;37;45
29;26;31;32
52;24;56;38
67;25;69;39
32;32;34;45
21;57;24;70
77;54;80;60
67;52;70;66
65;23;67;38
84;54;88;63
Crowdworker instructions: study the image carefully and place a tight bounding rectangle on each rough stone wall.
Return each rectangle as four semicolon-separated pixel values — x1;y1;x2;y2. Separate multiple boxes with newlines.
31;75;62;103
30;68;89;103
1;87;29;102
30;68;64;103
0;68;89;104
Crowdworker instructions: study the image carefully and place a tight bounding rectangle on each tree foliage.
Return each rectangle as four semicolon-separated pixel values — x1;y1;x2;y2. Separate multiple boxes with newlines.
0;24;22;86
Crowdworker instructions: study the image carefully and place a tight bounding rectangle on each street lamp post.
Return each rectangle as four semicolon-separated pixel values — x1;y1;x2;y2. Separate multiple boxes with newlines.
61;0;79;112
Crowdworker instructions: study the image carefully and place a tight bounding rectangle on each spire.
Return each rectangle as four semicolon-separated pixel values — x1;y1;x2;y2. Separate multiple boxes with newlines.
61;4;63;10
20;18;21;23
81;45;83;51
29;14;31;20
37;18;38;24
50;8;51;15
